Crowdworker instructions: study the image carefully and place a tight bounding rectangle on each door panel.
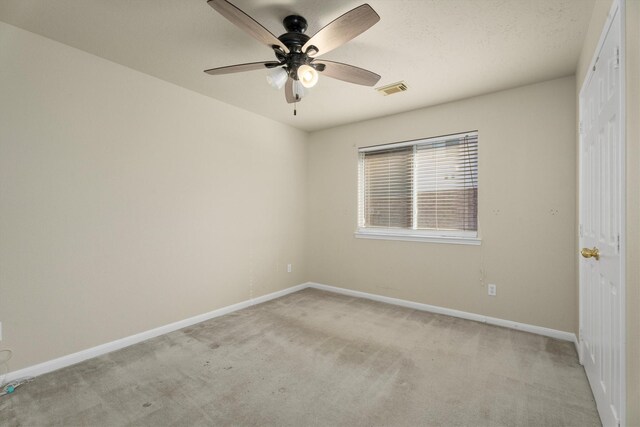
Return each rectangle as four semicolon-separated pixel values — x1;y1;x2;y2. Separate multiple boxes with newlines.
579;3;624;426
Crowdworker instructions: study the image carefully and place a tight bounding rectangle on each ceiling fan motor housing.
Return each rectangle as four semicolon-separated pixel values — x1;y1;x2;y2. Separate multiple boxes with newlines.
277;15;318;80
278;16;312;51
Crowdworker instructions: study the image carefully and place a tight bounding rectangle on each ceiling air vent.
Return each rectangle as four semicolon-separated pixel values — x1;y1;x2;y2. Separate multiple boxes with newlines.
375;81;408;96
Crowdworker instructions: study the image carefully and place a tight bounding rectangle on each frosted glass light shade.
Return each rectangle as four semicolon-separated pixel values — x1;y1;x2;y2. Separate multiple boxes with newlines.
266;67;288;89
297;64;318;88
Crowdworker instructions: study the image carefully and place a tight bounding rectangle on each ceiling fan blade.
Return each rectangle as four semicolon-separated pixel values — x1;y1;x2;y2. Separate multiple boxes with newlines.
204;61;281;75
302;4;380;58
314;60;380;86
285;78;297;104
208;0;289;54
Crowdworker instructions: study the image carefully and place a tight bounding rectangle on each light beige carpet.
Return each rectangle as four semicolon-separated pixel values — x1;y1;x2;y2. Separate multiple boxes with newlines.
1;288;600;426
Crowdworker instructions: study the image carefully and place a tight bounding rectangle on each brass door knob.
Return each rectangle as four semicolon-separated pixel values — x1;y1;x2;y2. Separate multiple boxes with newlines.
581;247;600;260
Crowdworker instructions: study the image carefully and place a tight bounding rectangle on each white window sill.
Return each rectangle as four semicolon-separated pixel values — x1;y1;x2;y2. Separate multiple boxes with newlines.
354;230;481;245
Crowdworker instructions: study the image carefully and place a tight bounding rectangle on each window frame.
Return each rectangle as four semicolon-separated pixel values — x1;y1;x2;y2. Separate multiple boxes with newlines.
355;131;481;245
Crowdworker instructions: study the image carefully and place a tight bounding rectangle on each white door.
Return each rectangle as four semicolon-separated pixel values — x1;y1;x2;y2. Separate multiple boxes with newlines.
579;2;625;426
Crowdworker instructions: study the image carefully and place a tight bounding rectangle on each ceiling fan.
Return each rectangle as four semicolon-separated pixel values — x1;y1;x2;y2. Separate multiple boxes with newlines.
204;0;382;107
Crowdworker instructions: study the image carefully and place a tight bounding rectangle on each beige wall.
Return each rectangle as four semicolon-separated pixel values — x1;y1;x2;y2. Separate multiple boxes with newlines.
0;22;308;372
307;76;577;333
576;1;640;424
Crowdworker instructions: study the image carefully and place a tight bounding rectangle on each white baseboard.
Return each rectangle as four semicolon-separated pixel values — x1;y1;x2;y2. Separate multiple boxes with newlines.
307;282;578;343
574;335;583;364
4;283;308;383
6;281;578;382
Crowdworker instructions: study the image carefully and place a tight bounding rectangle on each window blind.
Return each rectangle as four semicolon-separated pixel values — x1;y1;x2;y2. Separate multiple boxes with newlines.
415;134;478;232
360;147;413;228
358;132;478;236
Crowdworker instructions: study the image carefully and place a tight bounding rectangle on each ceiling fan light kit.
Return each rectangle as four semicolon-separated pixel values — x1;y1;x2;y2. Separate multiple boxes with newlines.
204;0;382;113
297;64;318;88
266;67;288;90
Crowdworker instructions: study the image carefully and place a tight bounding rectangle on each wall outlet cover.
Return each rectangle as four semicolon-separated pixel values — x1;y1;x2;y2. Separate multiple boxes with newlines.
488;284;497;296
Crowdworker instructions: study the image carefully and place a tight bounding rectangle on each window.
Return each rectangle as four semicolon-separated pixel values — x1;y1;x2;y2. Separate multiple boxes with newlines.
357;131;479;244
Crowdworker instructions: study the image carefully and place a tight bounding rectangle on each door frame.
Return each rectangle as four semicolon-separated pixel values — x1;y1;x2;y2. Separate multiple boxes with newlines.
578;0;626;425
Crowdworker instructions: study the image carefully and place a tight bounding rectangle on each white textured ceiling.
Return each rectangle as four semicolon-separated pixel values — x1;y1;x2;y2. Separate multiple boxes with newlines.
0;0;594;132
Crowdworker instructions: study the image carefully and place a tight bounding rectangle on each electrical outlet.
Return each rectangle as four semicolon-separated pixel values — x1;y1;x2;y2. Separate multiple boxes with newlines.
488;284;497;296
287;264;292;273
